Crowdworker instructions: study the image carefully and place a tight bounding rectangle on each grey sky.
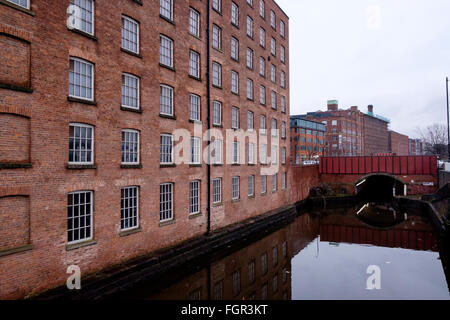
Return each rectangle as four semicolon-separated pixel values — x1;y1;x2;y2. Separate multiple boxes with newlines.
277;0;450;138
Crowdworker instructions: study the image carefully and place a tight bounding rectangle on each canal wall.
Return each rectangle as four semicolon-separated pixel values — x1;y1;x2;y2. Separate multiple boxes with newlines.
289;165;320;203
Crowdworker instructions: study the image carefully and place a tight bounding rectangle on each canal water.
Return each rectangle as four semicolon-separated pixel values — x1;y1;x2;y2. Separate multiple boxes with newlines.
121;203;450;300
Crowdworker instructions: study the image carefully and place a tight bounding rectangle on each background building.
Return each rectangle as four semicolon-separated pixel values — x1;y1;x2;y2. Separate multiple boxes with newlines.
409;138;423;155
290;116;325;164
388;130;410;155
363;104;390;155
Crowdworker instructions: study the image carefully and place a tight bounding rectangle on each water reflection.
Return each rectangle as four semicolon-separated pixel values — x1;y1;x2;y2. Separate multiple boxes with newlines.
121;204;449;300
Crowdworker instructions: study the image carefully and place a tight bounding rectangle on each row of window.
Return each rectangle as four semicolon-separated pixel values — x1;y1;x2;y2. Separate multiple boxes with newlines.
67;173;287;244
69;123;287;166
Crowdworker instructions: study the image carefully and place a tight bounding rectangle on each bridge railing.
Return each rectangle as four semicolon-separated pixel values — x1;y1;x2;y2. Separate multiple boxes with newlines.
319;155;438;176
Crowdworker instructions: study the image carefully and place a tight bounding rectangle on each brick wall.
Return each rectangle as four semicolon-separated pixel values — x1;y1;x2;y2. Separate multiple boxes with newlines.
0;196;30;251
0;113;30;164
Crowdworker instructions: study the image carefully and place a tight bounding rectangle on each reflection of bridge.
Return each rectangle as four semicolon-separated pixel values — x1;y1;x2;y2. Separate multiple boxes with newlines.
319;155;439;196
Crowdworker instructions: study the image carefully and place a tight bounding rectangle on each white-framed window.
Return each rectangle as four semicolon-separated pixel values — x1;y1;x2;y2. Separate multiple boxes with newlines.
160;183;173;222
272;118;277;136
231;71;239;94
160;35;173;67
232;176;240;200
231;37;239;60
189;94;201;121
282;172;287;189
213;101;222;125
189;50;200;78
271;64;276;82
213;178;222;203
122;73;139;109
260;85;266;105
260;143;267;164
259;56;265;76
259;0;265;18
260;115;267;135
232;107;239;129
121;186;139;231
189;7;200;37
160;0;173;21
189;180;200;215
281;121;286;139
248;175;255;196
212;62;222;87
212;24;222;50
272;174;277;191
280;20;285;37
281;147;286;164
270;10;276;29
231;2;239;26
248;143;255;164
191;136;201;164
247;0;253;7
122;129;139;164
212;0;221;12
69;123;94;164
281;96;286;113
7;0;30;9
160;84;174;116
69;0;94;35
247;78;253;100
69;57;94;101
247;111;254;130
67;191;93;244
281;45;285;63
332;120;337;126
271;91;277;109
261;175;267;194
281;71;286;88
160;134;173;164
122;16;139;54
271;145;278;164
246;48;253;69
271;37;276;56
232;141;240;164
246;16;253;38
213;139;223;164
259;27;265;47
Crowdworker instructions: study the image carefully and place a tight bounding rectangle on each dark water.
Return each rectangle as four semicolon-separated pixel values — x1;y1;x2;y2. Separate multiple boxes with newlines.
122;203;450;300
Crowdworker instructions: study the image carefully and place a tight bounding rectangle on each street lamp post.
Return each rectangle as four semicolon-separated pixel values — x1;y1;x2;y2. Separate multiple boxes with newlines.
447;77;450;161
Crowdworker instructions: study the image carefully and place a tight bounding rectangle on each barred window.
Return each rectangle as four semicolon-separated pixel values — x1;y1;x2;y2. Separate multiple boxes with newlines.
282;172;287;189
247;0;253;6
160;183;173;222
261;175;267;194
231;37;239;60
246;78;253;100
248;143;255;164
259;27;265;47
282;241;287;257
213;178;222;203
246;48;253;69
281;96;286;113
160;35;173;67
160;84;173;116
189;94;201;121
259;0;265;18
69;123;94;164
281;71;286;88
271;37;276;56
280;20;285;37
189;8;200;37
122;129;139;164
189;289;201;300
121;186;139;231
69;0;94;35
191;137;201;164
189;180;200;215
247;111;254;130
69;57;94;101
261;252;268;275
189;50;200;78
281;121;286;138
232;270;241;296
282;147;286;164
232;176;240;200
160;0;173;21
67;191;93;244
232;107;239;129
260;115;266;134
122;16;139;54
272;173;277;191
232;141;240;164
248;260;256;284
212;62;222;87
212;24;221;50
260;85;266;105
212;0;221;12
272;118;277;136
213;101;222;125
231;71;239;94
270;10;276;29
7;0;29;9
272;246;278;266
248;175;255;196
271;64;276;82
271;91;277;109
160;134;173;164
259;56;265;76
246;16;253;38
281;45;286;63
213;139;223;164
122;73;139;109
231;2;239;26
260;143;267;164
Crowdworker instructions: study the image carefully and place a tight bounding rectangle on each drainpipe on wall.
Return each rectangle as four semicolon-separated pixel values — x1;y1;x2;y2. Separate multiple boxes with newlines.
206;0;212;235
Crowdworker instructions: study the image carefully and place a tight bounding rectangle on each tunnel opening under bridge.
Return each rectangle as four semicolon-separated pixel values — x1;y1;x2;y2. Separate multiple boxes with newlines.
355;174;406;201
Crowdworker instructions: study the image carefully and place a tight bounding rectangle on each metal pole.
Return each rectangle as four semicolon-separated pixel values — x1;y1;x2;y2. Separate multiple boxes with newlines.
446;77;450;161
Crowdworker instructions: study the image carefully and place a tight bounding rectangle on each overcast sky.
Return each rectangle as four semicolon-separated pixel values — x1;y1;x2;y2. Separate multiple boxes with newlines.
277;0;450;138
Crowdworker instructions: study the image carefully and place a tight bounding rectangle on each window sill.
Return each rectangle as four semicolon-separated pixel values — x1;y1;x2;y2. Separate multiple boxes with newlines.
212;84;222;90
212;8;222;16
189;119;202;125
231;23;239;29
0;163;32;169
121;48;142;59
189;212;203;220
189;33;202;41
160;14;176;26
0;244;33;257
231;164;241;167
212;164;223;167
67;164;97;170
160;164;176;168
261;192;267;196
160;114;176;120
131;0;143;5
121;106;142;113
119;227;142;237
231;91;239;96
0;0;34;16
66;239;97;251
68;28;98;41
212;47;223;54
189;75;202;82
121;164;142;169
212;202;223;207
232;199;241;203
0;83;33;93
248;163;256;166
159;63;176;72
213;124;223;128
67;96;97;106
248;195;256;199
231;57;239;63
159;219;176;228
189;164;202;168
247;98;254;102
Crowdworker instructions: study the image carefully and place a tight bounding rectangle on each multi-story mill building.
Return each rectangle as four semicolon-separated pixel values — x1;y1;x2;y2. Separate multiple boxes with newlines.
0;0;289;298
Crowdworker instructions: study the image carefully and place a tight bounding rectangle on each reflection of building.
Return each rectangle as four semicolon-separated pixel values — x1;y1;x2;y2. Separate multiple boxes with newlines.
290;116;326;164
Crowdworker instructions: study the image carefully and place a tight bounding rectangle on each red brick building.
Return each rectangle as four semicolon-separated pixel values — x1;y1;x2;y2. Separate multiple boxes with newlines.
0;0;290;298
389;130;410;155
289;116;326;164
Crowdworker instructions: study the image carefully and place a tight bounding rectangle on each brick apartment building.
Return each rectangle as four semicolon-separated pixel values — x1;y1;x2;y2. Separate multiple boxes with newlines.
388;130;410;155
363;104;390;155
0;0;290;298
289;116;325;164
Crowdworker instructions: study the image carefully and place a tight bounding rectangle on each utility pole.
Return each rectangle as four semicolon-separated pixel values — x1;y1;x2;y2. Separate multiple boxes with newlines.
447;77;450;161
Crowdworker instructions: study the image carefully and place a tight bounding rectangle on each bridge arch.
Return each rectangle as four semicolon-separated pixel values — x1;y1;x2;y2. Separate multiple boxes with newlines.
355;173;406;200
